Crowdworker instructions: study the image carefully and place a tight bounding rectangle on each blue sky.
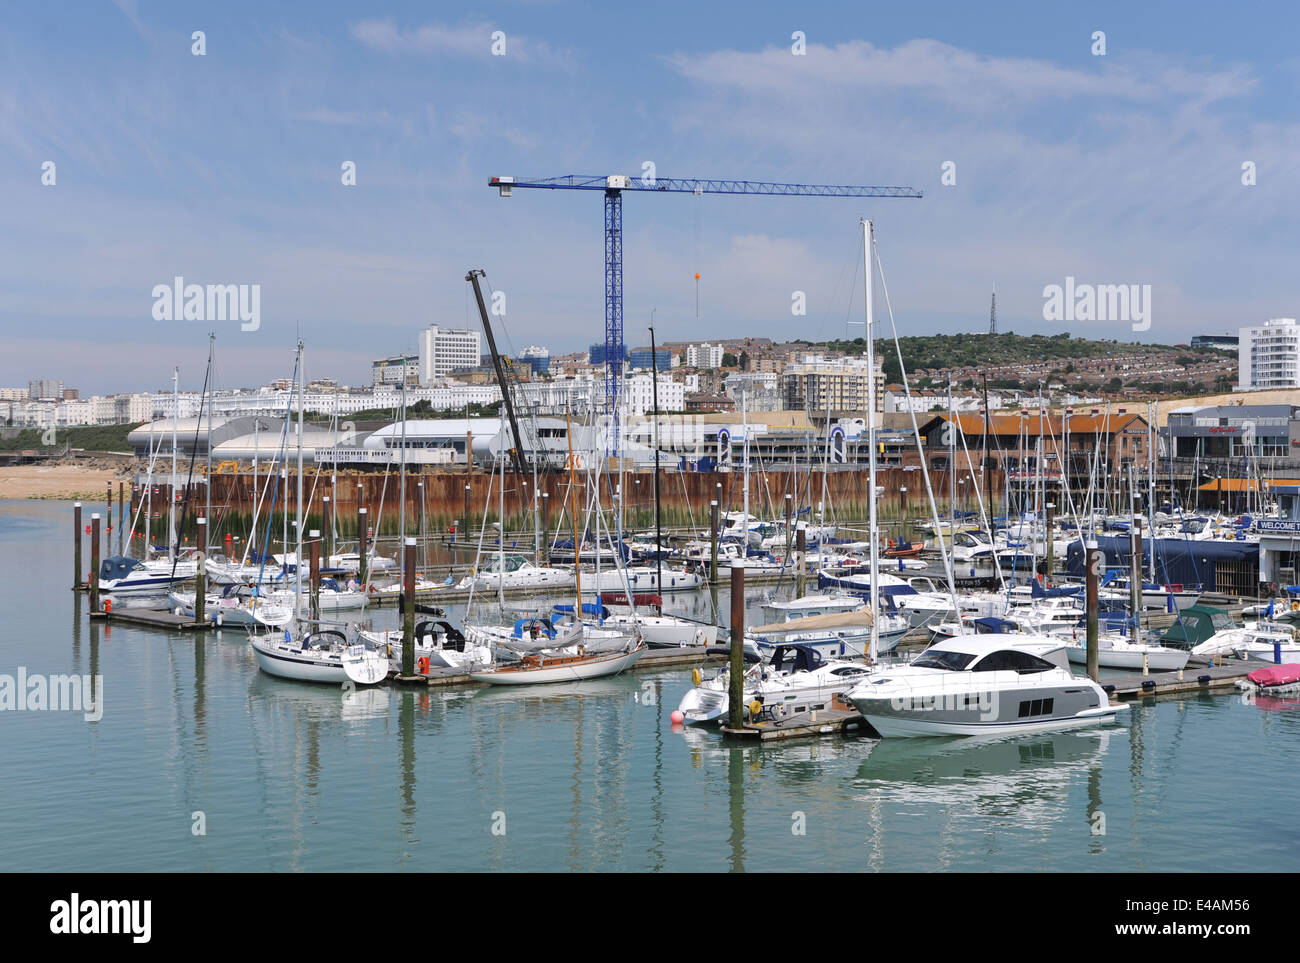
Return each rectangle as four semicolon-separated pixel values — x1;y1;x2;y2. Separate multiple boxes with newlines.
3;1;1297;393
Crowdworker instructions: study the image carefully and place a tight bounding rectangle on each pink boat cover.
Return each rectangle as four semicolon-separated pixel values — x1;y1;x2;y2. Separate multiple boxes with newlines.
1247;664;1300;688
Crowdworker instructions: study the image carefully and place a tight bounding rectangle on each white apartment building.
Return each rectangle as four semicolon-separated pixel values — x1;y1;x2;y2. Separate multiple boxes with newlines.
28;379;64;400
371;354;420;387
685;342;724;369
419;326;483;382
723;371;782;411
622;373;686;415
1;393;154;428
782;354;885;422
1239;318;1300;390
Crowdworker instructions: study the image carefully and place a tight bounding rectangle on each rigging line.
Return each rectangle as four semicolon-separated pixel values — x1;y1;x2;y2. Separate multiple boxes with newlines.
463;452;497;619
954;415;1006;591
171;350;214;581
252;359;297;593
872;240;959;615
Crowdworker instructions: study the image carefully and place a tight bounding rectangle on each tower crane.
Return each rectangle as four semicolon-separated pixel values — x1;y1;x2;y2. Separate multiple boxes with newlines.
490;173;922;453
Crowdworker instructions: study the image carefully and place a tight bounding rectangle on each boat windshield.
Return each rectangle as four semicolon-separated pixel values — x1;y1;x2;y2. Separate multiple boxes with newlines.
912;650;977;671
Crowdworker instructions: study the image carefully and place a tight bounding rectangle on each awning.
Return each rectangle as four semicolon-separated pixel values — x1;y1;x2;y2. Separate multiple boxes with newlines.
750;608;874;634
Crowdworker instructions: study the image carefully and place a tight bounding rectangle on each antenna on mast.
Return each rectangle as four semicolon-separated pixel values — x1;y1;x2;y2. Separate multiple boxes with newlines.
989;289;998;335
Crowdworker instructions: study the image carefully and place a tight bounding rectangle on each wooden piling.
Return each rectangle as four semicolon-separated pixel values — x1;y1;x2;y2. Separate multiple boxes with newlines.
796;521;807;596
323;495;333;562
709;499;719;584
89;514;101;613
728;560;746;730
1086;538;1099;682
358;506;369;586
309;529;321;622
106;482;112;558
1045;501;1055;581
194;517;206;625
402;536;417;677
541;491;550;563
1131;501;1143;639
73;502;82;589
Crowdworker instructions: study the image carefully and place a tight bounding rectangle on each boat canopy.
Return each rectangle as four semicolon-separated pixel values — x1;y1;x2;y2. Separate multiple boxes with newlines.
553;602;606;622
767;644;825;674
511;617;556;639
1159;605;1236;650
99;556;143;581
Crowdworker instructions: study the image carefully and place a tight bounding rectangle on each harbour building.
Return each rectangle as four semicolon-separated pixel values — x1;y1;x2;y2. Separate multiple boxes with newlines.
1238;318;1300;390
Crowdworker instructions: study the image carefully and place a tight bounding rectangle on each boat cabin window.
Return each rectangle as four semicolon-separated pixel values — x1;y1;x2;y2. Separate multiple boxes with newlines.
972;650;1057;673
912;650;977;671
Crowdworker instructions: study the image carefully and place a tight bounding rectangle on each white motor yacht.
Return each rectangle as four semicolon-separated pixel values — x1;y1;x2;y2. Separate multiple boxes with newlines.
676;643;873;726
848;634;1125;737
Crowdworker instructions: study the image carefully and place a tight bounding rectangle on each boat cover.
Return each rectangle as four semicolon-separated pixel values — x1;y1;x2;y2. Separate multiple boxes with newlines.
1247;664;1300;688
99;556;143;581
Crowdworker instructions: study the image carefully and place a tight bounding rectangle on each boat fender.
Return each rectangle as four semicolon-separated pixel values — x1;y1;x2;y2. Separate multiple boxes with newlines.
691;667;702;686
694;628;707;646
748;700;762;719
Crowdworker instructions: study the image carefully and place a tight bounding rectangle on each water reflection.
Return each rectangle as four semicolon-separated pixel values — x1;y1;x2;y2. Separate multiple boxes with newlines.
851;730;1116;832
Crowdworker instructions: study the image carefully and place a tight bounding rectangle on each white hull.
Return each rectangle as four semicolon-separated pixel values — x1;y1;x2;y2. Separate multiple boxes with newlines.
860;705;1123;738
467;645;645;686
249;635;387;684
1065;643;1189;671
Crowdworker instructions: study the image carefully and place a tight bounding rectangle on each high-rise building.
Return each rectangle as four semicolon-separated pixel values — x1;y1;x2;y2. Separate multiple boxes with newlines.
28;379;64;400
588;343;629;366
782;354;884;422
685;343;724;368
418;326;482;383
371;354;420;387
1239;319;1300;390
628;347;671;371
517;345;551;375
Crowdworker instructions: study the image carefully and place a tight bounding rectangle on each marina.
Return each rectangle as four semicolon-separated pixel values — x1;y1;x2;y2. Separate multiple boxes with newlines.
6;494;1299;874
5;7;1299;908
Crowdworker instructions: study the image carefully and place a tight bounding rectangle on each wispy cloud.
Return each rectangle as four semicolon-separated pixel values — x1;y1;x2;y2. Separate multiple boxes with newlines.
350;18;576;70
666;38;1255;112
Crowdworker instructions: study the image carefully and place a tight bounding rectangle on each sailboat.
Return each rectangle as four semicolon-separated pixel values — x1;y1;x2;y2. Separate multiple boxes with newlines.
248;342;387;685
466;403;645;685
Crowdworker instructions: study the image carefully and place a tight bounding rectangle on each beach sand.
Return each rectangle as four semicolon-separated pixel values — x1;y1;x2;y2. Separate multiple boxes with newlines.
0;464;131;500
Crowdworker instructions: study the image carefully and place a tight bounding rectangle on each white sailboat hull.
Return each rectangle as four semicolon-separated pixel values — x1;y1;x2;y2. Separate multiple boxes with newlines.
467;645;645;686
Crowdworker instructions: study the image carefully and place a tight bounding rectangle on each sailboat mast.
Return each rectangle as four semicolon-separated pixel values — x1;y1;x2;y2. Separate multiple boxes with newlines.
400;377;407;579
863;218;880;661
170;367;178;562
498;417;506;611
565;404;582;612
742;388;749;550
295;341;304;623
205;334;213;527
650;323;664;610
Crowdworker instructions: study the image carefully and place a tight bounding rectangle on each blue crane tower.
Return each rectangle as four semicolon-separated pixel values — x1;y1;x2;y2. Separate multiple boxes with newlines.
489;173;922;452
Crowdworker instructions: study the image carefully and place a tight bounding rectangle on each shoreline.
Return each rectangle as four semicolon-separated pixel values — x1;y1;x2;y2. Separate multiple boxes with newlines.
0;464;132;501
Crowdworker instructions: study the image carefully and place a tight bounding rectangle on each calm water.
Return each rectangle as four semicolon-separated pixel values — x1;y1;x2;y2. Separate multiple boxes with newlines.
1;498;1296;872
